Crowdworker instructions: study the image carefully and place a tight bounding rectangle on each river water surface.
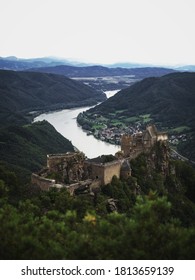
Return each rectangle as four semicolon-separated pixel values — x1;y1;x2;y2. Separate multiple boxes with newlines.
34;90;120;158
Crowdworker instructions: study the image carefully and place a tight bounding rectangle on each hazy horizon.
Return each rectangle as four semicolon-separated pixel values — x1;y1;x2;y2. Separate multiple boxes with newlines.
0;55;193;69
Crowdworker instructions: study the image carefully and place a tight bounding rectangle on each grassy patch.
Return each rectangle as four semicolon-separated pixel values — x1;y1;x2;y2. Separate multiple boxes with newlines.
139;114;152;123
110;120;124;126
116;109;127;114
108;113;116;117
124;116;139;123
97;116;108;122
92;124;106;130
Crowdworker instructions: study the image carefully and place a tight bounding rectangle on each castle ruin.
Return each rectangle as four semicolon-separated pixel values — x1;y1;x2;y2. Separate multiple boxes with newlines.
31;124;167;193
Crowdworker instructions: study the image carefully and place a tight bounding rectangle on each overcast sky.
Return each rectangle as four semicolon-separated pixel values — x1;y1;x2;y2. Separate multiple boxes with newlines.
0;0;195;65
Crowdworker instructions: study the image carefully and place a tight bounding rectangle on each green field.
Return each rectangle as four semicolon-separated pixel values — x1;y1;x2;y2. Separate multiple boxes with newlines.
140;114;152;123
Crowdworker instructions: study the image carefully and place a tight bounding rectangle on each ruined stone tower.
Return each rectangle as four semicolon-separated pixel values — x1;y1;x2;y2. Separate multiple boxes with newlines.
121;124;168;159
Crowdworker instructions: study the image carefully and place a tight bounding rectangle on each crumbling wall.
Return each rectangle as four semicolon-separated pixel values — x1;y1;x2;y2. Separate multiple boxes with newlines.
31;173;55;191
47;152;85;183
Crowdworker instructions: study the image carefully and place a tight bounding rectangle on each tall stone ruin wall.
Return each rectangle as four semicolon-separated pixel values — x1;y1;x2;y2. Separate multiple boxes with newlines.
47;152;85;183
103;161;121;185
84;160;122;185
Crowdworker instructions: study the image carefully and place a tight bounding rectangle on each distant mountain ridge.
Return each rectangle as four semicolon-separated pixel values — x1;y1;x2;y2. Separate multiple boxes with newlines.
0;56;75;70
0;56;177;78
1;56;195;73
27;64;176;78
0;56;92;71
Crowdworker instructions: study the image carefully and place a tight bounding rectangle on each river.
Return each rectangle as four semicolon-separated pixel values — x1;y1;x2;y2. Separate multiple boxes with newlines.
34;90;120;158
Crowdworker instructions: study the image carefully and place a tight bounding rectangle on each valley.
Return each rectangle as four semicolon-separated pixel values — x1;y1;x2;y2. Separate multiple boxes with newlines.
1;59;195;260
72;75;137;91
1;0;195;262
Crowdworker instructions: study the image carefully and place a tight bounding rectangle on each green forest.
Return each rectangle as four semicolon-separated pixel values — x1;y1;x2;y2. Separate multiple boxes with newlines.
1;142;195;260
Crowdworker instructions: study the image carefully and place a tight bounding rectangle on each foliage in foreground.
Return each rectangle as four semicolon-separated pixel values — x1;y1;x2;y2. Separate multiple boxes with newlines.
0;187;195;260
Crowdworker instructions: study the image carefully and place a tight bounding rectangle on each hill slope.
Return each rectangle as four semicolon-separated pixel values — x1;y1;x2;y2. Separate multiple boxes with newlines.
89;72;195;127
0;121;75;181
85;72;195;160
0;70;105;124
0;70;97;180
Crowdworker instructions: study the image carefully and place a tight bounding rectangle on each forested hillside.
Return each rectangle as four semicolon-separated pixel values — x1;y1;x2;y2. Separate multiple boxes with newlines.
89;72;195;127
0;121;74;182
86;72;195;160
0;69;105;125
0;70;99;180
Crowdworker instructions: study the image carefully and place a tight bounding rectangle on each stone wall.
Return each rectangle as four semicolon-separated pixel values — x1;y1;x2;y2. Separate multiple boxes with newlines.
103;161;122;185
31;173;55;191
47;152;85;183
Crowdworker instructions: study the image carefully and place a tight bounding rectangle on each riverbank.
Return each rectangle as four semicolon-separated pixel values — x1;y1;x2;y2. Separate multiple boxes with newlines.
34;106;120;159
34;90;121;158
